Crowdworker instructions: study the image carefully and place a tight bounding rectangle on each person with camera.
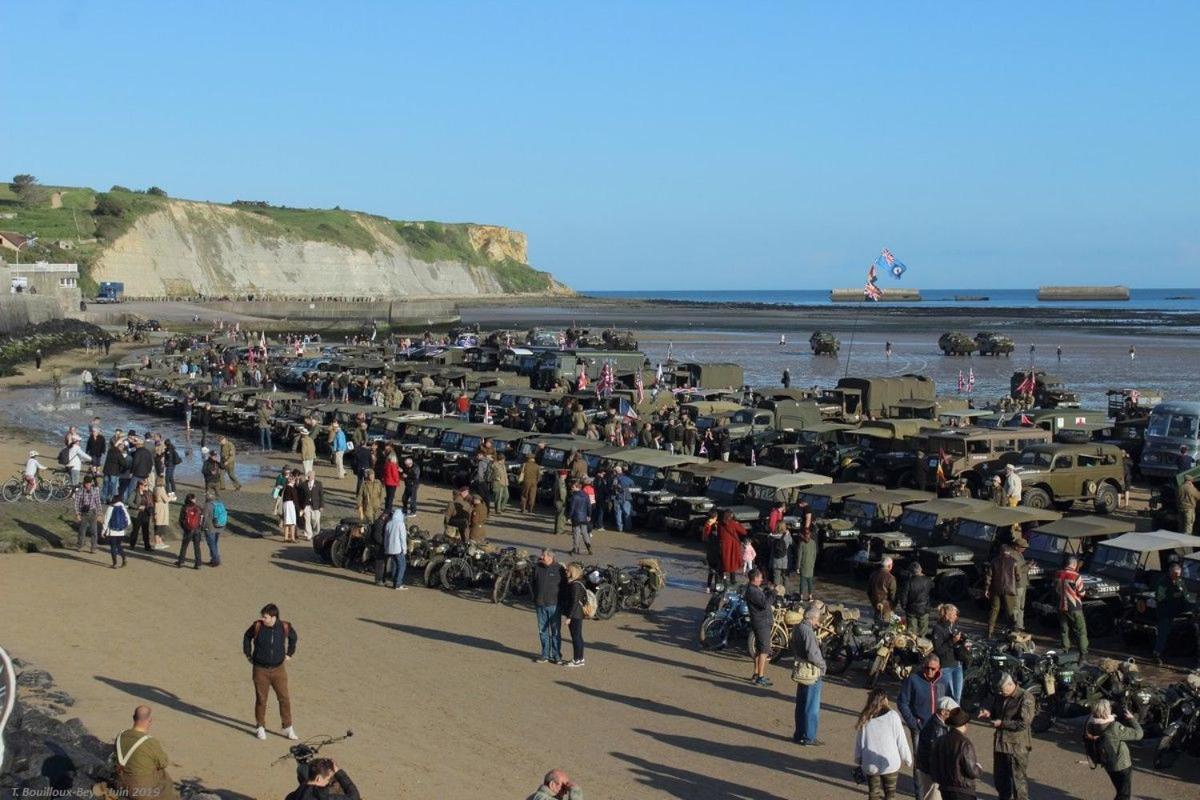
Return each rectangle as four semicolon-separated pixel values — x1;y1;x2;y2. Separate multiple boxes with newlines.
285;758;360;800
930;604;967;703
1083;698;1142;800
527;769;583;800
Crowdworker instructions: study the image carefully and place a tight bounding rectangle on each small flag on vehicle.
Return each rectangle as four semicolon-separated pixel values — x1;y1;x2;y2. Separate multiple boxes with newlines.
967;368;975;394
957;370;965;394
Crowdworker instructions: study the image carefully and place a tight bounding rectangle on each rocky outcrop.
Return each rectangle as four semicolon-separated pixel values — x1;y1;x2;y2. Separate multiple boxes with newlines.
90;200;568;299
0;658;229;800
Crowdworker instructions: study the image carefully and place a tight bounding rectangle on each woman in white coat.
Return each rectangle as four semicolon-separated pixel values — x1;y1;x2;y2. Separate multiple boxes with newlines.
384;508;408;590
853;688;912;800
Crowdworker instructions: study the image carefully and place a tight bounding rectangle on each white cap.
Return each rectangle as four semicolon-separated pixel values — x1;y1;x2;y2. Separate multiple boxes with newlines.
200;447;210;454
29;450;38;457
299;427;309;435
937;697;960;712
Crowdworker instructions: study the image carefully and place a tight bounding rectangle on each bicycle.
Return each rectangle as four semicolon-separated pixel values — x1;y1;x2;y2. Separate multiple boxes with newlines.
2;473;53;503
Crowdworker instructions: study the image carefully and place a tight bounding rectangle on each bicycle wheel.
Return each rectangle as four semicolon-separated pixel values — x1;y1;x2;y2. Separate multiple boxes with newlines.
1;478;21;503
52;478;73;501
32;481;54;503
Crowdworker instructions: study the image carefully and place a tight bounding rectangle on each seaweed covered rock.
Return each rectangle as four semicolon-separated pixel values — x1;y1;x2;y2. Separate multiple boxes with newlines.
0;319;112;376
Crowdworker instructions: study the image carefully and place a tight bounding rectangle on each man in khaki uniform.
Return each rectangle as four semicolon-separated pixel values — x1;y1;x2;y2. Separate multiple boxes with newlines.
356;470;383;522
294;427;316;475
444;486;473;539
114;705;179;800
218;436;242;491
1178;476;1200;534
469;494;489;542
519;455;541;513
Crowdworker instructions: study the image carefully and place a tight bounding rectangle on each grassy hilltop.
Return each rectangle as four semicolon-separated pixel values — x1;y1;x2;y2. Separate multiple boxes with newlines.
0;179;557;295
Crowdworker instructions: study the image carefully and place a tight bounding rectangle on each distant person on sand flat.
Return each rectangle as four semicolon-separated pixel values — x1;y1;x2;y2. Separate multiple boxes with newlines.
1129;346;1136;360
1056;345;1062;361
885;341;892;358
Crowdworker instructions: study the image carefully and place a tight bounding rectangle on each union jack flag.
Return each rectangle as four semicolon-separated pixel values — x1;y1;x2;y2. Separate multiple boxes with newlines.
597;361;615;399
957;370;965;394
1016;371;1037;396
1019;413;1033;426
635;370;645;404
864;279;883;302
577;369;588;391
967;367;975;394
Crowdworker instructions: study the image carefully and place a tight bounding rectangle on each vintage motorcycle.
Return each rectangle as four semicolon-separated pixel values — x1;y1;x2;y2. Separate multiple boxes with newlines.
491;549;534;604
1023;649;1099;733
586;559;666;620
271;730;354;784
439;541;511;593
867;620;934;688
698;585;751;651
1155;672;1200;769
823;607;882;676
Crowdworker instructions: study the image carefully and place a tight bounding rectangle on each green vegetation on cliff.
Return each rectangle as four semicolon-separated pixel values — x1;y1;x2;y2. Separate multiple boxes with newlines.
1;177;559;295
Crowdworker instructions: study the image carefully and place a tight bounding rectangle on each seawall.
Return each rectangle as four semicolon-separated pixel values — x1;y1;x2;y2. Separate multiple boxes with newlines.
1037;285;1130;301
0;294;67;334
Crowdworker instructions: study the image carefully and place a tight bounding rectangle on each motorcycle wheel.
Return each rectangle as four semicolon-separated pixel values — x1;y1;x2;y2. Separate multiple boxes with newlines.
329;536;349;568
595;584;618;620
424;556;444;588
639;582;659;611
867;652;889;689
824;642;852;676
439;558;472;592
1155;724;1181;769
699;614;732;650
492;568;514;604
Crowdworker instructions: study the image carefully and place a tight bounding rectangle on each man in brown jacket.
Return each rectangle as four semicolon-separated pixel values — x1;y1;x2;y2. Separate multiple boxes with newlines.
1178;476;1200;534
519;455;541;513
868;556;898;623
977;673;1035;800
114;706;179;800
986;543;1022;637
444;485;473;539
469;494;489;542
356;470;383;522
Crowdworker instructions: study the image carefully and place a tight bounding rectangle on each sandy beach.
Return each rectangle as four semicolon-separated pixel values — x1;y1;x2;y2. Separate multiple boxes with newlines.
1;339;1198;799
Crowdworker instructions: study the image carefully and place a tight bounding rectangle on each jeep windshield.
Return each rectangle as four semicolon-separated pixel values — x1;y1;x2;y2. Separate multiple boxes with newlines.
1019;451;1054;469
798;493;830;516
416;427;444;445
1089;546;1142;578
842;500;877;524
899;509;937;533
661;469;694;494
460;435;483;455
541;448;569;468
1026;533;1066;561
707;477;741;502
627;463;660;489
957;520;997;544
439;431;463;449
1182;559;1200;584
744;483;781;503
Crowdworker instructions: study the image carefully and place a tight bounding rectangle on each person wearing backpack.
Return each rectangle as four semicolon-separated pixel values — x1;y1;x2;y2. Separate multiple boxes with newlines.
563;563;588;668
242;603;299;741
1083;699;1142;800
102;496;131;568
176;493;204;569
204;490;226;567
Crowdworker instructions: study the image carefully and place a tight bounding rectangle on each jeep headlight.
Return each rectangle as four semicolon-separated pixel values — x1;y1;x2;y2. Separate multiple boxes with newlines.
896;537;913;549
841;456;853;467
699;501;714;511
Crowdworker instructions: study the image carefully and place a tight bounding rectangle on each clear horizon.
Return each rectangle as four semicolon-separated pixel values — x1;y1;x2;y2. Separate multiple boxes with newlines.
2;2;1197;291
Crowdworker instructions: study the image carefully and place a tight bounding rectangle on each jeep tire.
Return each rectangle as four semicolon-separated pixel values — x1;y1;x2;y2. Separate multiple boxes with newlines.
1094;484;1119;515
1022;487;1052;509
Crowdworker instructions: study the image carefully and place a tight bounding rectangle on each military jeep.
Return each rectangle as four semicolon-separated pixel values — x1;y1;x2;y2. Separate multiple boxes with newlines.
639;460;741;530
1005;443;1127;514
837;489;935;574
1023;515;1136;636
795;482;879;570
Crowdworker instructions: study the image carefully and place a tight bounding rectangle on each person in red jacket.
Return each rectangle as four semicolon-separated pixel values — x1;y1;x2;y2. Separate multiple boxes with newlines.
717;509;748;584
381;453;401;511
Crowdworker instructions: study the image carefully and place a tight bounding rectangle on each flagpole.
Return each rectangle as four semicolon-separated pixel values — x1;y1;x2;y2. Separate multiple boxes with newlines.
843;297;867;378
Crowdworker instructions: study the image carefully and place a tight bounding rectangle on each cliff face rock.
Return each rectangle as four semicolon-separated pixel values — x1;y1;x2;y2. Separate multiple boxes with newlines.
90;200;567;299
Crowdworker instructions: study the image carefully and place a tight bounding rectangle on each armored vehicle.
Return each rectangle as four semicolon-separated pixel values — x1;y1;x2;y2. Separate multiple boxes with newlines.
938;331;978;356
936;331;974;357
1023;515;1137;635
810;331;840;356
1002;443;1127;514
974;332;1015;356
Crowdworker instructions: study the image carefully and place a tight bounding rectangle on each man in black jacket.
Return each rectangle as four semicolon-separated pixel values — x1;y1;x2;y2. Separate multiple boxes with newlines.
898;563;934;636
285;758;359;800
85;427;106;475
931;707;982;800
102;440;127;503
128;438;155;502
531;550;565;664
402;457;420;515
918;697;960;800
242;603;299;741
745;569;775;688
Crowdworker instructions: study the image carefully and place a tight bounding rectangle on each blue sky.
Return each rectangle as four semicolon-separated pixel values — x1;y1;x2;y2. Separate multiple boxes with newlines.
3;2;1197;290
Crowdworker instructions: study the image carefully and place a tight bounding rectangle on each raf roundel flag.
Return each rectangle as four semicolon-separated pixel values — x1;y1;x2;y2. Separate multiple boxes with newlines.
878;248;907;280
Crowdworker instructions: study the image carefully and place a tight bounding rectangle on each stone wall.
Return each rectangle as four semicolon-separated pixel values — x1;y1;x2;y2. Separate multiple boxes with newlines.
0;294;64;333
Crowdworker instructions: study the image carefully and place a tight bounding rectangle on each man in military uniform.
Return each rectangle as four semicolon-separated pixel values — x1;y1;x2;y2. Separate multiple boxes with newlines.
519;454;541;513
1055;556;1089;659
114;706;179;800
356;470;383;522
986;541;1023;637
1178;476;1200;534
444;485;473;539
553;470;568;535
1012;535;1030;631
914;450;928;491
218;435;242;491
